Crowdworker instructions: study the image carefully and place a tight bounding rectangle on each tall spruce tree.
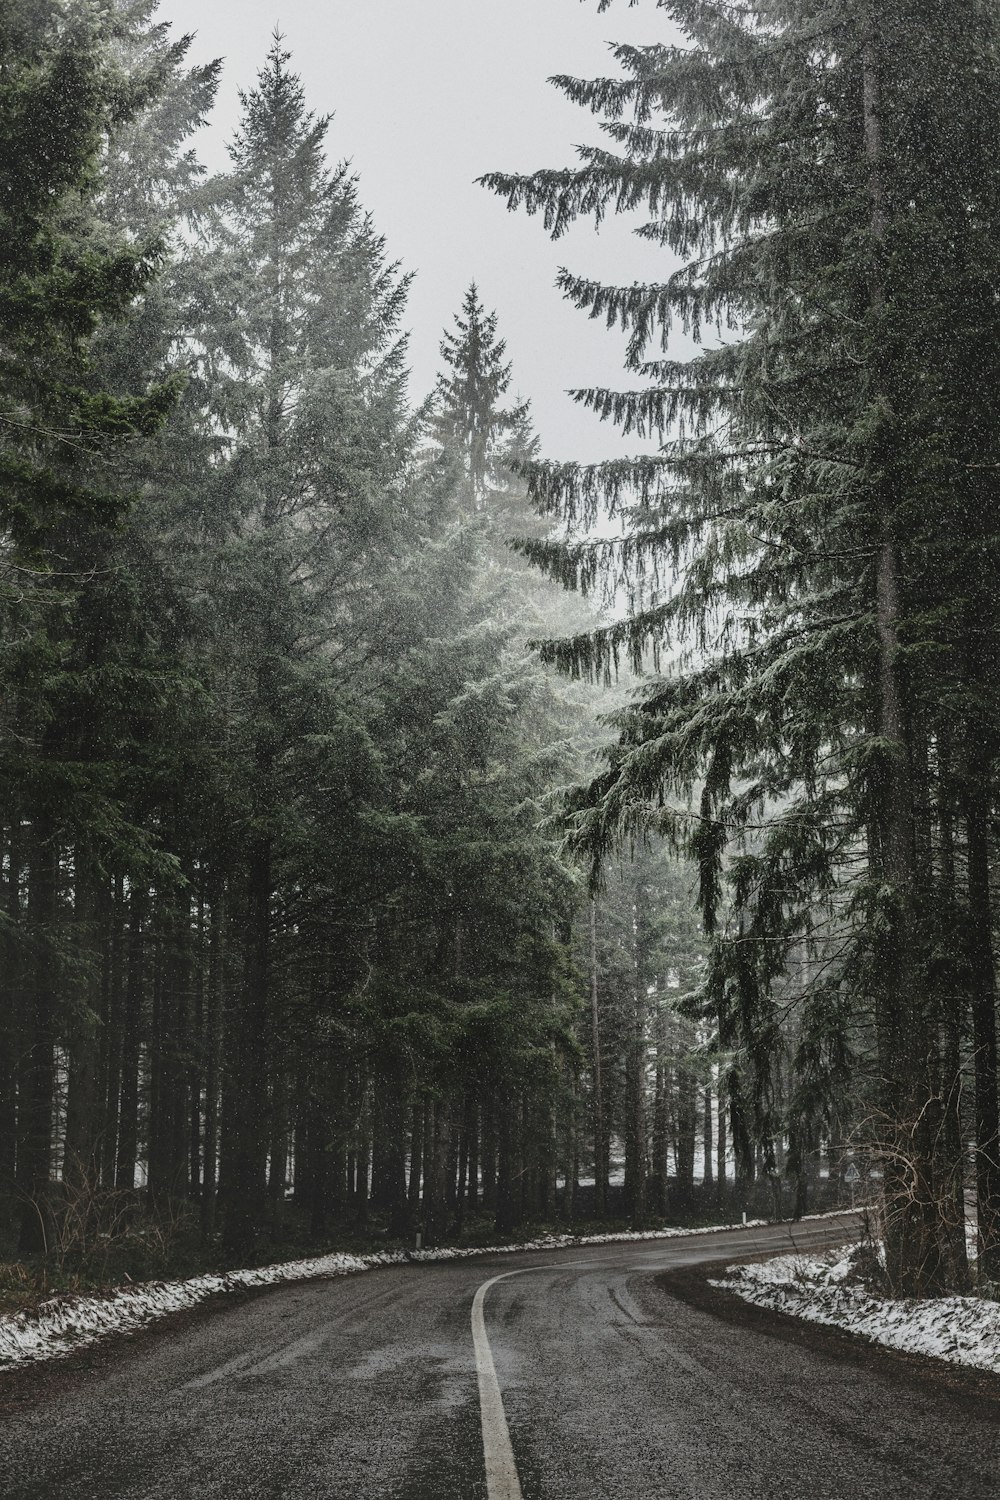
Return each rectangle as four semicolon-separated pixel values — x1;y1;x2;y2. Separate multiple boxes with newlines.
195;36;415;1250
62;0;224;1212
0;0;179;1250
434;283;532;511
484;0;1000;1293
0;0;174;552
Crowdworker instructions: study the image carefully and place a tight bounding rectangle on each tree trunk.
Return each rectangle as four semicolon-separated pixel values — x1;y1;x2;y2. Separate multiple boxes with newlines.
224;835;272;1252
0;819;21;1207
589;900;607;1218
189;882;206;1205
455;1090;476;1233
716;1067;728;1209
267;1074;289;1237
18;812;57;1255
702;1085;714;1188
563;1066;579;1222
481;1091;497;1212
115;884;146;1192
424;1097;450;1246
674;1071;697;1213
64;848;101;1188
407;1097;424;1223
201;882;225;1241
623;882;649;1224
354;1093;370;1231
863;18;944;1296
466;1095;480;1213
495;1091;515;1237
965;777;1000;1278
98;873;125;1188
651;1001;670;1217
383;1072;410;1238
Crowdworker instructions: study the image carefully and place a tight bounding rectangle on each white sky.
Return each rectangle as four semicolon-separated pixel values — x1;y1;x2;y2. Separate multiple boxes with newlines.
159;0;684;462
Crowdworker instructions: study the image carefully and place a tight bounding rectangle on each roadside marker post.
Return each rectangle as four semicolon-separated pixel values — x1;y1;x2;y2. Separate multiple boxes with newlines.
844;1161;861;1210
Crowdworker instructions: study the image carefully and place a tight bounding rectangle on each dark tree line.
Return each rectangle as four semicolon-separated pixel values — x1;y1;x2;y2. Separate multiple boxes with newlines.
486;0;1000;1295
28;0;989;1290
3;4;786;1275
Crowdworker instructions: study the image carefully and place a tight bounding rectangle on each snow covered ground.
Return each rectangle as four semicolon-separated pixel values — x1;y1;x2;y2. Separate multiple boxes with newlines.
0;1213;846;1372
715;1245;1000;1375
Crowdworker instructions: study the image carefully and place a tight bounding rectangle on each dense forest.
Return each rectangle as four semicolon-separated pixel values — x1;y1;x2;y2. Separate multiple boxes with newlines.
2;0;998;1306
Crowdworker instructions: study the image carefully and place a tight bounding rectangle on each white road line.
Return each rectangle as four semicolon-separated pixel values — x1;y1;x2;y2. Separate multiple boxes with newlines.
470;1226;855;1499
471;1263;596;1500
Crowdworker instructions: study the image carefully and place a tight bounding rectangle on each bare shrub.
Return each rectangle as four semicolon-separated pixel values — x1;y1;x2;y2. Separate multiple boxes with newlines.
27;1159;197;1285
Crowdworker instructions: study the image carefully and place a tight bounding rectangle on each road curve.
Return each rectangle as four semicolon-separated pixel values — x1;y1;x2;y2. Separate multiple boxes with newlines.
2;1215;998;1499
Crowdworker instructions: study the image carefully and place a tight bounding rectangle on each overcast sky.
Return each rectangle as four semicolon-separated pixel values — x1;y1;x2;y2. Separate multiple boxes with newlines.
159;0;684;463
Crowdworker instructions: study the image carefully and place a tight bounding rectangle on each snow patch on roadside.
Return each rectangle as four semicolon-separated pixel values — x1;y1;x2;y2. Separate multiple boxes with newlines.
715;1248;1000;1375
0;1211;851;1372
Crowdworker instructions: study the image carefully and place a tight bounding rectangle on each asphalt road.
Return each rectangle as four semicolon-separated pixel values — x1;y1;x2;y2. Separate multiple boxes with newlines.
2;1215;999;1500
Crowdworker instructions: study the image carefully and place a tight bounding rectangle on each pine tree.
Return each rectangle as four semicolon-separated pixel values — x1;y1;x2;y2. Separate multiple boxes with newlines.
434;283;531;511
484;0;1000;1293
55;0;224;1202
193;35;416;1250
0;0;180;1249
0;0;174;552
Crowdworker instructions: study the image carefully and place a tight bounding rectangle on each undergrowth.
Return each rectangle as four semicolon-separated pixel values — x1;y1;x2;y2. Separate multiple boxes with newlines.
0;1199;753;1316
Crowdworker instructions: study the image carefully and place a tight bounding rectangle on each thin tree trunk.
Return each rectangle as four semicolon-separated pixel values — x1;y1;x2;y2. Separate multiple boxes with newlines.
354;1091;370;1230
466;1095;480;1213
702;1085;714;1189
190;881;206;1204
18;812;57;1254
965;776;1000;1278
623;881;648;1224
147;909;168;1203
268;1074;289;1236
407;1098;424;1223
495;1092;515;1237
224;834;271;1252
589;900;607;1218
651;996;670;1217
674;1070;697;1213
481;1091;497;1212
383;1071;410;1237
455;1090;475;1233
201;882;225;1241
64;847;101;1187
424;1098;450;1246
0;819;21;1205
863;17;942;1296
716;1067;728;1208
98;873;123;1188
115;884;146;1192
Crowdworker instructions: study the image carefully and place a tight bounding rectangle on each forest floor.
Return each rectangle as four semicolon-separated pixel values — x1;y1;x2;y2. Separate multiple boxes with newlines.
0;1200;788;1317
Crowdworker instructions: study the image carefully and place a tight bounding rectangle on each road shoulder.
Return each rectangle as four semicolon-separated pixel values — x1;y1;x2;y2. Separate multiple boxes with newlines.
658;1257;1000;1419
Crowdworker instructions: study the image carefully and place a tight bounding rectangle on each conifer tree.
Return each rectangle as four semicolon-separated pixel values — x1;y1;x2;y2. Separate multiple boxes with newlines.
435;283;532;510
0;8;767;1269
194;36;415;1249
484;0;1000;1293
0;0;179;1249
0;0;175;551
59;1;224;1212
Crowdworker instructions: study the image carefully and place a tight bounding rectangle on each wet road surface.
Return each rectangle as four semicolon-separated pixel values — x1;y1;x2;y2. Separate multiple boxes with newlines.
2;1215;999;1499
